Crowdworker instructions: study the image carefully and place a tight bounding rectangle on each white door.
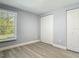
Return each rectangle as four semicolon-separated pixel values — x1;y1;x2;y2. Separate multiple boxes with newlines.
67;9;79;52
41;15;53;45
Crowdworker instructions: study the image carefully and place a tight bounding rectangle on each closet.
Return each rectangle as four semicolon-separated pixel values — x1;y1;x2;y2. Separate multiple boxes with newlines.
41;15;54;45
67;8;79;52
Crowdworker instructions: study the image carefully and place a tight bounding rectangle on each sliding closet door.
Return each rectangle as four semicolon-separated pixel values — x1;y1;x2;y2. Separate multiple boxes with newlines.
41;15;53;45
67;9;79;52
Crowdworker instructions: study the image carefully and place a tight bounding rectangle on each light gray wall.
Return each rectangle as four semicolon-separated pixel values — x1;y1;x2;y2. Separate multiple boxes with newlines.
53;9;67;47
0;4;40;48
17;10;40;42
41;3;79;47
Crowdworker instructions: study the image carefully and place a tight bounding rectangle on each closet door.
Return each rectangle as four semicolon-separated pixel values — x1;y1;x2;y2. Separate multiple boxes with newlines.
67;9;79;52
41;15;53;45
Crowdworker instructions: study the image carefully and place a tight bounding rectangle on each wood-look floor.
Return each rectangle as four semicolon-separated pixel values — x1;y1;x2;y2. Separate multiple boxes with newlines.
0;42;79;58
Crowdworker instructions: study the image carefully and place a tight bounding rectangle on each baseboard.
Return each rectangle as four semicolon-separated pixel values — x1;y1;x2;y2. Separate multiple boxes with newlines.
0;40;40;51
53;43;66;49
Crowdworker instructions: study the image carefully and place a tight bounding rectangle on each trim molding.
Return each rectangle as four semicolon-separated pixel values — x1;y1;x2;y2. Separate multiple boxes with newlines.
0;40;40;51
53;43;66;49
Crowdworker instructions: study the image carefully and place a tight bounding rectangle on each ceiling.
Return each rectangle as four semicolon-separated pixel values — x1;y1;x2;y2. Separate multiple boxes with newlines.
0;0;79;14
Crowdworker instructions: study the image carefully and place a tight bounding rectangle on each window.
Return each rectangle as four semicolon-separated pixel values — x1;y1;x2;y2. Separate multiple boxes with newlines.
0;9;17;42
